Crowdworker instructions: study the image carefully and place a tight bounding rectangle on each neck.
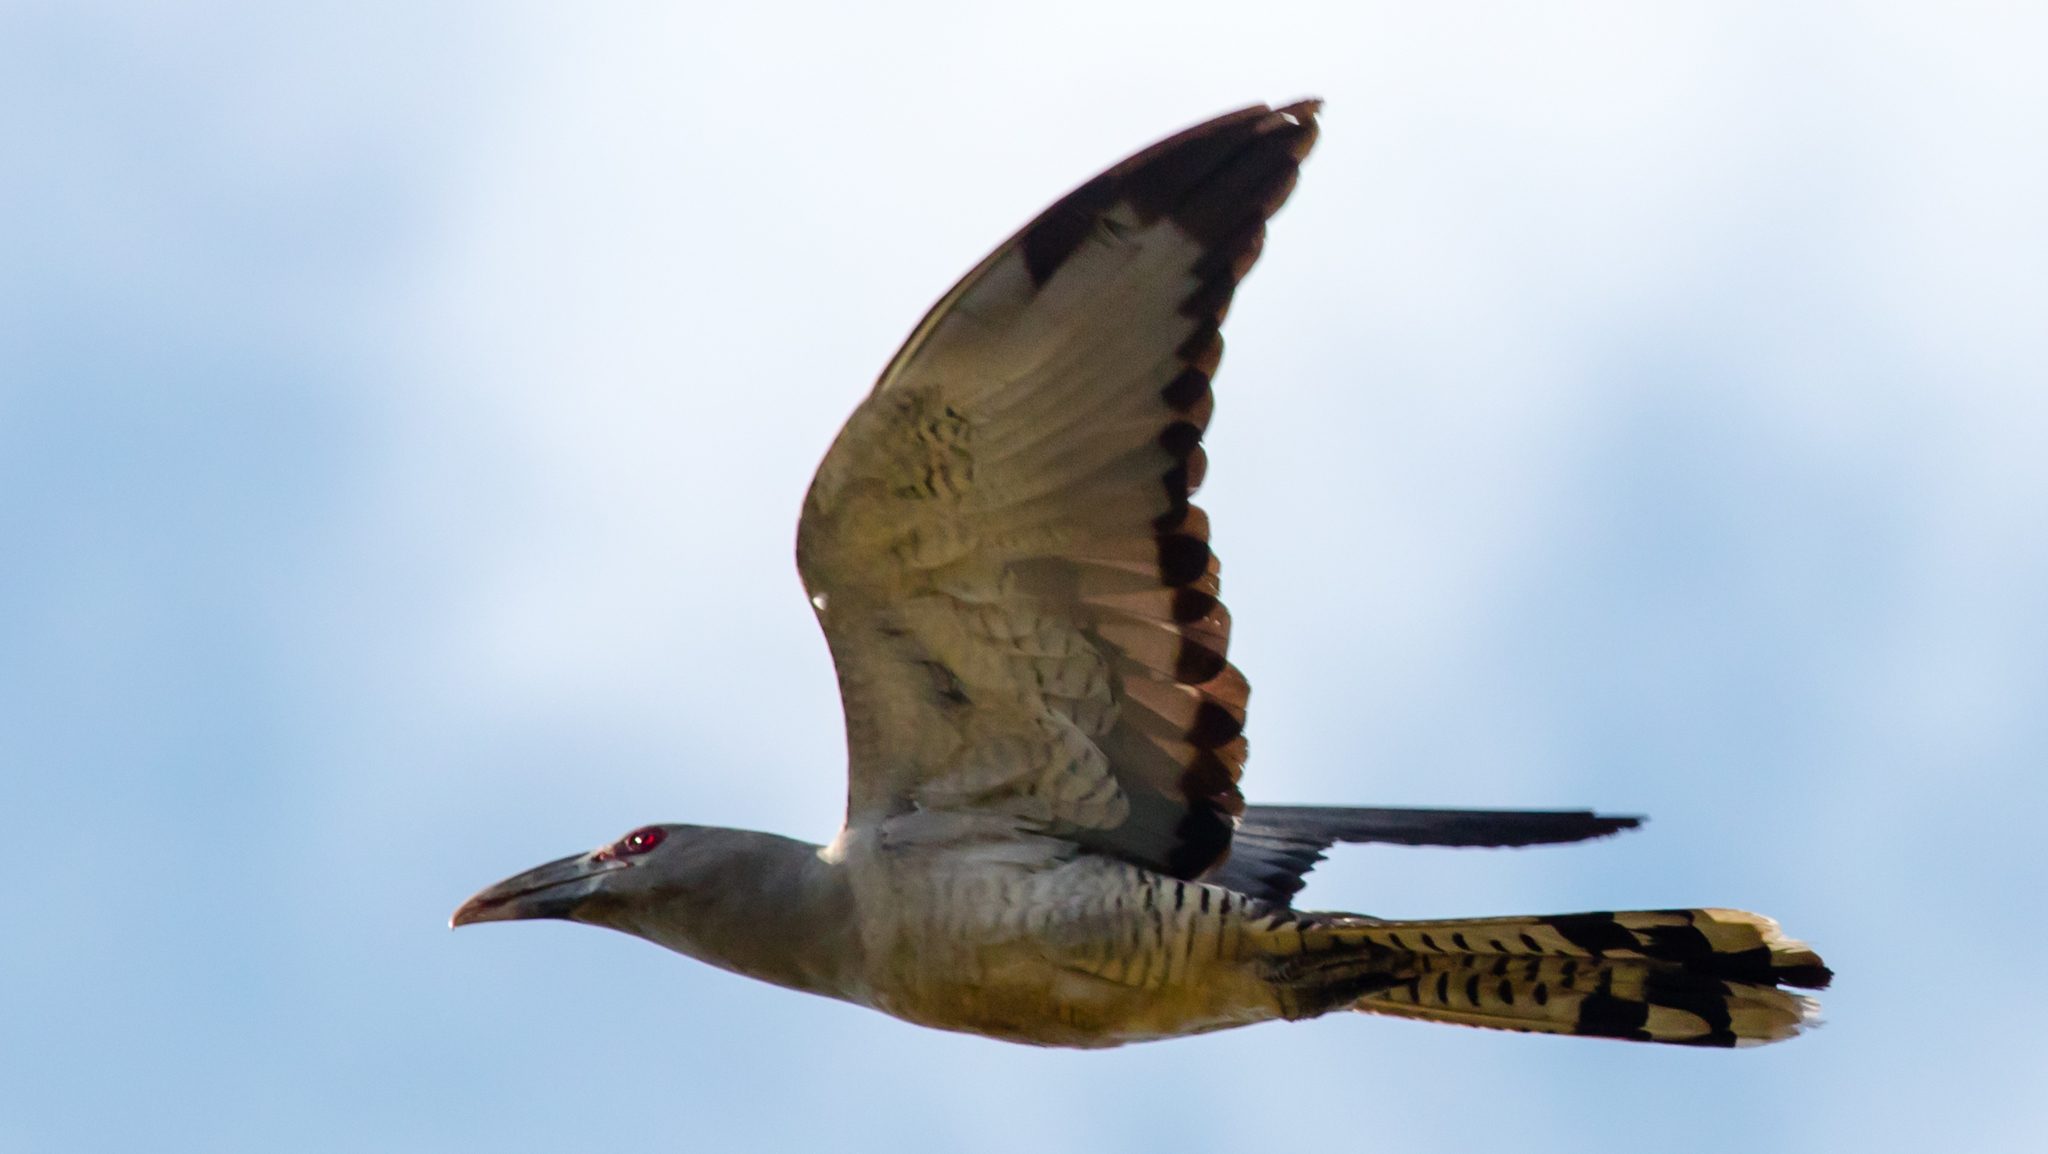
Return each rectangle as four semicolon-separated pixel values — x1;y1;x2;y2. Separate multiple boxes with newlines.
586;827;866;1002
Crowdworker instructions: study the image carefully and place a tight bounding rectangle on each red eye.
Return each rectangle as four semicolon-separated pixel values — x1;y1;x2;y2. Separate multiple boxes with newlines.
619;826;666;855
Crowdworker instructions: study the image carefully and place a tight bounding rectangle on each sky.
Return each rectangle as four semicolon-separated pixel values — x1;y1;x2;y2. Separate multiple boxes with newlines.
4;3;2045;1151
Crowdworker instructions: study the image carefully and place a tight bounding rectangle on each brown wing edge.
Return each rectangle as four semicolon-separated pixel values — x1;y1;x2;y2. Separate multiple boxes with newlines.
1021;101;1323;878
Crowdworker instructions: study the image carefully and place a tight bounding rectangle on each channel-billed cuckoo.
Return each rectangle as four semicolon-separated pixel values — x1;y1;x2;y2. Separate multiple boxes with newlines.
454;101;1830;1048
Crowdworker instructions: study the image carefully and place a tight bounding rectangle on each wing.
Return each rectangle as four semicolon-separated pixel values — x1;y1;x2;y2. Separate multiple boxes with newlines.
1210;805;1645;907
797;101;1320;878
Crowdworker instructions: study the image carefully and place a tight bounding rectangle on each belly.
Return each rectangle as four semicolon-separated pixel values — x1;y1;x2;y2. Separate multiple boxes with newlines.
843;833;1284;1047
868;940;1281;1048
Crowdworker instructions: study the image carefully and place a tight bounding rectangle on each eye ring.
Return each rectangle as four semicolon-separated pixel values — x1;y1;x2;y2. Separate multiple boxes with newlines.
619;826;666;856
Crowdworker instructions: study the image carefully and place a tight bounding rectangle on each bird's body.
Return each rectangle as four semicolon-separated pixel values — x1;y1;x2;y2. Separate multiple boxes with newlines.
455;100;1831;1050
838;822;1277;1047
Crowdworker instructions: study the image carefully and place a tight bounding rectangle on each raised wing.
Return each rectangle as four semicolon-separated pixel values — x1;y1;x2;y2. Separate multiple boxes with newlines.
798;101;1319;878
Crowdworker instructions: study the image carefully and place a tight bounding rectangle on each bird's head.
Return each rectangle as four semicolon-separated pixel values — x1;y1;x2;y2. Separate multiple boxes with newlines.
452;822;857;997
450;823;696;929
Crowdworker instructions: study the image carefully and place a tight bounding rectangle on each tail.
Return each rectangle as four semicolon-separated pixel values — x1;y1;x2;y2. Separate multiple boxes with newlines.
1270;908;1831;1047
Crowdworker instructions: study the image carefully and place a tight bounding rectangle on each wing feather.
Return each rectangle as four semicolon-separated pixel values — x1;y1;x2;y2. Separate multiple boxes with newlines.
797;102;1321;876
1211;806;1646;905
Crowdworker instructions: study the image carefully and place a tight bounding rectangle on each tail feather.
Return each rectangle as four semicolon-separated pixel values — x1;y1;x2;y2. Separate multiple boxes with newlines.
1274;908;1830;1047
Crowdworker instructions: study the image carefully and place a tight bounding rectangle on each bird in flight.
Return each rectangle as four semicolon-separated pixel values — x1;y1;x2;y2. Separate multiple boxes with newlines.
453;100;1830;1048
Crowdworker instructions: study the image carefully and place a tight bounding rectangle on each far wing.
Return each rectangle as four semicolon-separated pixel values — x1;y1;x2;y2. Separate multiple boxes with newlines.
797;102;1319;877
1213;805;1645;906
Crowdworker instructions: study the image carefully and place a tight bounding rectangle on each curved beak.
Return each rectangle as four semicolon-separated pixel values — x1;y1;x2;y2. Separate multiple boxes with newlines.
450;852;625;928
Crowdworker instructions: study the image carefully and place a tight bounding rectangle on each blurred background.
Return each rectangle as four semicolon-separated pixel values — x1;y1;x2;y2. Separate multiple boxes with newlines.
4;3;2043;1151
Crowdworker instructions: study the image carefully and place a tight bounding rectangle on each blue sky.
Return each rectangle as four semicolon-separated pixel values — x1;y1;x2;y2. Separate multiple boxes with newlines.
4;3;2044;1151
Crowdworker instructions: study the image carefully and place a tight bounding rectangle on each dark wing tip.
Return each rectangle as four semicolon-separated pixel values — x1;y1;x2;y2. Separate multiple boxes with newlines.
1585;813;1646;838
1240;805;1648;850
1021;100;1323;287
1417;809;1647;848
1778;962;1835;991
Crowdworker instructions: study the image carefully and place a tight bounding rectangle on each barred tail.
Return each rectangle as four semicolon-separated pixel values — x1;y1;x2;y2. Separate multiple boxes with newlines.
1277;908;1831;1047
